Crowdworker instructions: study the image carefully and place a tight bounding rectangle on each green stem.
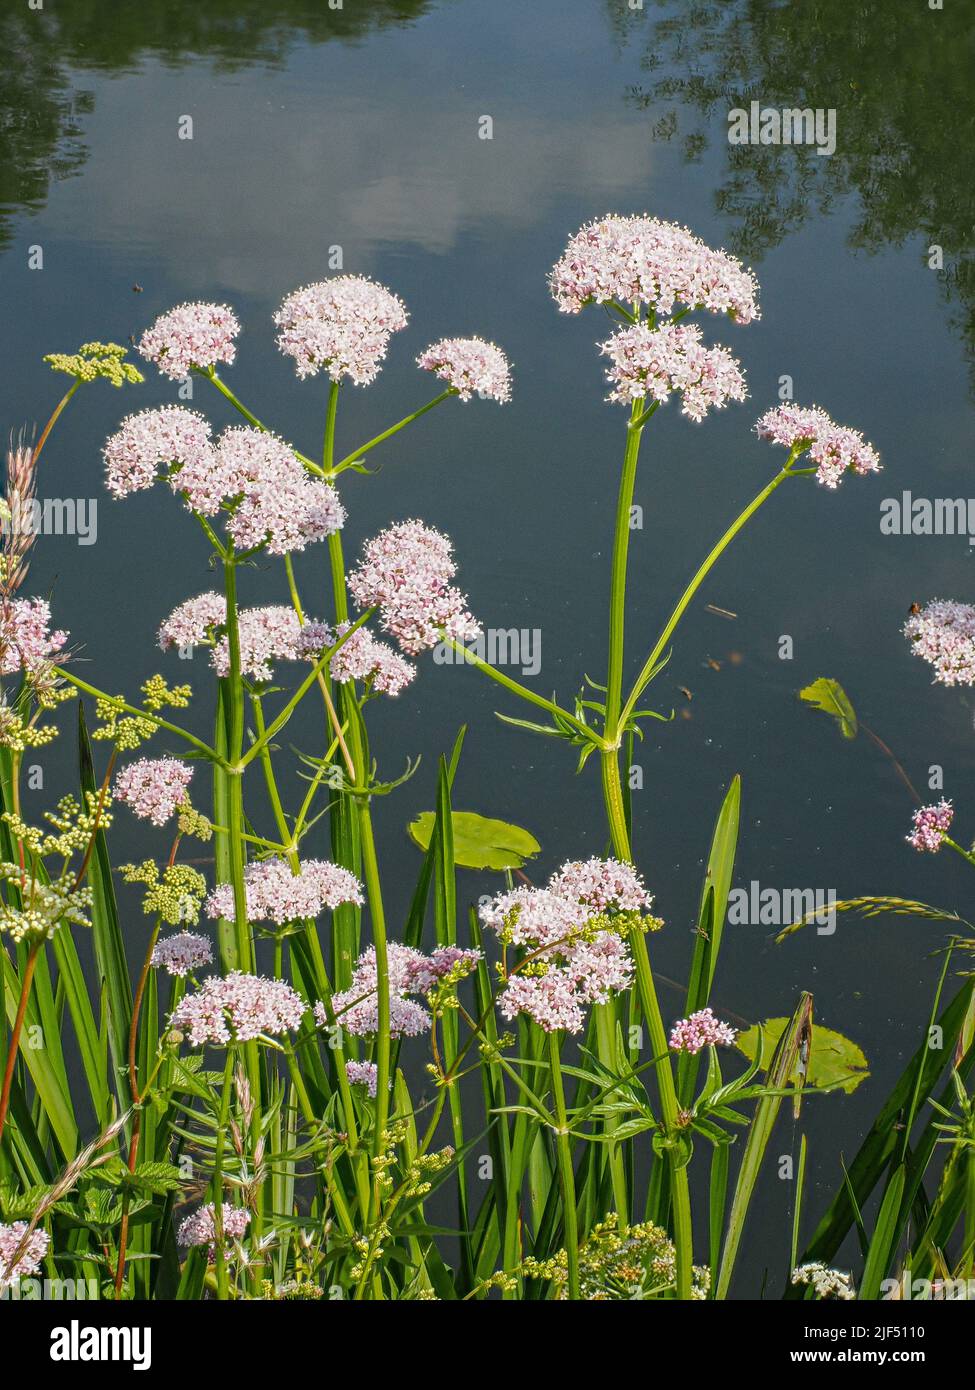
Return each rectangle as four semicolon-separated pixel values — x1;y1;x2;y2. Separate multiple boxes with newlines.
358;804;391;1162
605;398;650;738
212;1047;236;1300
32;380;80;466
600;749;693;1299
202;369;320;473
331;391;455;476
442;636;597;743
548;1032;581;1300
56;670;222;764
222;556;253;974
619;462;799;732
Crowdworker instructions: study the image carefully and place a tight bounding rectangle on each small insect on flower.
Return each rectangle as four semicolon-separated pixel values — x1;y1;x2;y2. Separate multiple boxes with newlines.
904;599;975;687
906;800;953;853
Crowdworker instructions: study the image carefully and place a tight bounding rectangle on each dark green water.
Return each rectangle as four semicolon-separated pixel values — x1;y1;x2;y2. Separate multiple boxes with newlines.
1;0;973;1289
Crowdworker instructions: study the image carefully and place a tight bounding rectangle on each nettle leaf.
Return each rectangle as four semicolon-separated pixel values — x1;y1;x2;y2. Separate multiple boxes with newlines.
736;1018;869;1095
408;810;540;871
798;677;857;739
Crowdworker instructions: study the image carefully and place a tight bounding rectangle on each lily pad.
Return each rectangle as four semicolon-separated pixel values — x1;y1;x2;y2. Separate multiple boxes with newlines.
799;677;857;739
736;1018;869;1095
408;810;540;871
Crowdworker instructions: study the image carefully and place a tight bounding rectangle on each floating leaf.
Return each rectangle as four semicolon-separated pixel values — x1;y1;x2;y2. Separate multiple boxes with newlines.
408;810;540;870
736;1018;869;1095
799;677;857;739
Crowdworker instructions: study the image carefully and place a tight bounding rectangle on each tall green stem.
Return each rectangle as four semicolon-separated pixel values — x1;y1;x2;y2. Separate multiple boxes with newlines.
222;555;253;974
212;1046;236;1300
548;1032;581;1300
331;390;454;475
601;750;693;1298
619;463;798;731
605;399;650;737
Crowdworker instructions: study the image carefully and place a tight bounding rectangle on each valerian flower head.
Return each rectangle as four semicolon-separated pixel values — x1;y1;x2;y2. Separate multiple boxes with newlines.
44;341;144;388
205;858;363;927
296;621;416;696
177;1203;250;1258
138;303;240;380
168;972;306;1045
114;758;193;827
122;860;208;926
158;592;226;652
320;942;480;1039
345;1060;381;1097
791;1262;856;1300
273;275;408;385
347;519;481;656
754;404;880;489
102;406;213;499
904;599;975;686
906;800;953;853
417;337;512;402
0;596;68;676
0;1222;50;1291
151;931;214;978
210;427;346;555
479;858;657;1034
210;604;302;683
599;322;747;421
668;1007;738;1054
0;865;93;944
549;214;760;324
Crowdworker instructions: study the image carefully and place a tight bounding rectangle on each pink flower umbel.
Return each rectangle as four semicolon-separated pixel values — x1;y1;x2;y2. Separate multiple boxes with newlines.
669;1007;737;1054
904;600;975;686
213;428;346;555
297;621;416;696
755;404;880;489
205;858;363;926
273;275;408;384
347;519;481;655
346;1060;381;1097
0;1222;49;1290
152;931;214;978
138;302;240;380
158;592;226;651
114;757;193;826
210;604;303;682
906;800;954;853
417;337;512;402
169;972;306;1045
547;857;652;913
599;323;747;421
103;406;213;499
549;214;760;323
177;1203;250;1258
322;942;479;1038
0;596;67;676
480;857;656;1034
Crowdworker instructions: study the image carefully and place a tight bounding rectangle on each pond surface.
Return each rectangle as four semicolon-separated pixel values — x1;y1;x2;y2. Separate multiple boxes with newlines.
1;0;973;1290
